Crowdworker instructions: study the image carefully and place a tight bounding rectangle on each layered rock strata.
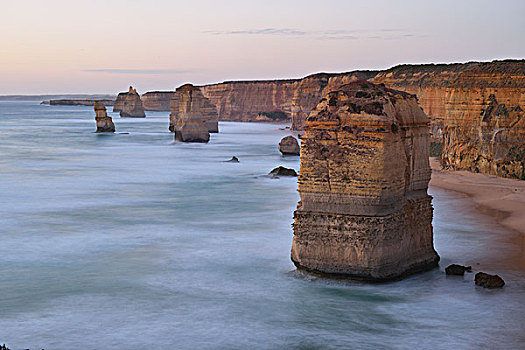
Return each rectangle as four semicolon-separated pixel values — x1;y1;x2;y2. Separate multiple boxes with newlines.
170;84;219;134
141;91;173;111
292;82;439;280
113;86;146;118
170;84;219;143
198;71;377;127
441;61;525;178
94;101;115;133
279;136;300;155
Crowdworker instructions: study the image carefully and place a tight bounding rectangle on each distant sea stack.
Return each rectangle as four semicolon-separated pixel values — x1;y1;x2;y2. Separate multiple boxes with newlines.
291;81;439;281
113;86;146;118
170;83;219;136
94;101;115;133
169;84;219;143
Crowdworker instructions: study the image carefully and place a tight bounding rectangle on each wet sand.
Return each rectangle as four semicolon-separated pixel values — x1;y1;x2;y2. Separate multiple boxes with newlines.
429;158;525;270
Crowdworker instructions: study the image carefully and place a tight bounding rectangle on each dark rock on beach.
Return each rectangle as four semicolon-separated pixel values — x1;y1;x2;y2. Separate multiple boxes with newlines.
269;166;297;177
475;272;505;288
225;156;239;163
445;264;472;275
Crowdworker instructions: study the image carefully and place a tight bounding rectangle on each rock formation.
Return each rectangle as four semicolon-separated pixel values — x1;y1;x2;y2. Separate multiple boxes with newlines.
279;136;300;155
46;99;115;106
94;101;115;133
170;84;219;135
445;264;471;275
269;166;297;177
475;272;505;288
141;91;173;111
170;84;220;143
113;86;146;118
198;71;376;127
291;81;439;281
441;61;525;179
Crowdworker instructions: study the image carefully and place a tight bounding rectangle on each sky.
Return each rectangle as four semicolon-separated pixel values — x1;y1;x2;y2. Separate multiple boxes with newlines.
1;0;524;94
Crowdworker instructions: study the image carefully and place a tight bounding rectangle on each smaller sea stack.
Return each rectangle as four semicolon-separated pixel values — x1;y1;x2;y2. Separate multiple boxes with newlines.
170;84;219;143
94;101;115;133
279;135;300;155
114;86;146;118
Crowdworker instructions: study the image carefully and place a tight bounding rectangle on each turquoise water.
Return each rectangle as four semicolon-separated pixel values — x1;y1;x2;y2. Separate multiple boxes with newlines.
0;101;524;349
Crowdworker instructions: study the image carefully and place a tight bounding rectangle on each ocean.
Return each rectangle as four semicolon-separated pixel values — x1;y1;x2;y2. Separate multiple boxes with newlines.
0;101;524;349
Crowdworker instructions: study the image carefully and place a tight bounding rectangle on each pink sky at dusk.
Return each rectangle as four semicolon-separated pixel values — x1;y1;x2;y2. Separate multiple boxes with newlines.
1;0;524;94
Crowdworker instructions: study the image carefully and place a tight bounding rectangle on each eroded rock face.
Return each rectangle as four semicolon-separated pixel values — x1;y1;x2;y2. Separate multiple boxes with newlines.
292;81;439;281
94;101;115;133
170;84;218;143
279;136;300;155
113;86;146;118
198;71;376;127
142;91;173;111
441;62;525;179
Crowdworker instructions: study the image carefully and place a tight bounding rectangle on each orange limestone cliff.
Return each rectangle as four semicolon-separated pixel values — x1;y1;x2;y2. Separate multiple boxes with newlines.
170;84;219;143
198;71;376;127
141;91;173;111
292;81;439;280
113;86;146;118
441;61;525;178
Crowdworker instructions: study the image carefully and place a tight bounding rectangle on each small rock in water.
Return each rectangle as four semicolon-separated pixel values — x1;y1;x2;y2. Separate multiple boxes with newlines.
278;135;300;156
475;272;505;288
269;166;297;177
225;156;239;163
445;264;471;275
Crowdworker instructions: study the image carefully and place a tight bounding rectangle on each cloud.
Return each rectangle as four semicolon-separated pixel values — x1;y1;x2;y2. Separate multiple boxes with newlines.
205;28;306;36
204;28;421;41
84;69;194;75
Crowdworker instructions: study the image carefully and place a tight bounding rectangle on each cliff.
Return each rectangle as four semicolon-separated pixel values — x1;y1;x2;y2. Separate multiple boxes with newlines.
45;99;114;106
198;71;377;126
113;86;146;117
142;91;173;111
292;81;439;280
170;84;218;142
441;61;525;178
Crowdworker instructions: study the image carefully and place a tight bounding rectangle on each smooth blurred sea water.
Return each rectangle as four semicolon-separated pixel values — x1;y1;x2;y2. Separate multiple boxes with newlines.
0;101;524;350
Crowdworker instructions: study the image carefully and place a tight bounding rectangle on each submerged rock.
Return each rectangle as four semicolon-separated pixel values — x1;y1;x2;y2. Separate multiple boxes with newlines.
269;166;297;177
445;264;472;275
291;81;439;281
114;86;146;118
94;101;115;133
225;156;239;163
170;84;219;134
475;272;505;288
279;135;300;155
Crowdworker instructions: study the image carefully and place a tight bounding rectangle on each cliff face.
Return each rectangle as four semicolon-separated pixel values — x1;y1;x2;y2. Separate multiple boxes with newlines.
292;81;439;280
170;84;218;142
113;86;146;118
198;71;377;126
141;91;173;111
371;63;479;141
441;61;525;178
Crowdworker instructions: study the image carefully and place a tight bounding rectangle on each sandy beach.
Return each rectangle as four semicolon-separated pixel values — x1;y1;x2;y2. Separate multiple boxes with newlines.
430;157;525;270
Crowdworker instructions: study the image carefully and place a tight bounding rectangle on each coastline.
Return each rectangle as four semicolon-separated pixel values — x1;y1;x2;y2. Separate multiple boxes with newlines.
429;157;525;271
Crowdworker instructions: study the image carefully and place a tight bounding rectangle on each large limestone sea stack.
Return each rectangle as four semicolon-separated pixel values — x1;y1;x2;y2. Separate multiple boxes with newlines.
169;84;219;142
94;101;115;133
292;81;439;281
113;86;146;118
